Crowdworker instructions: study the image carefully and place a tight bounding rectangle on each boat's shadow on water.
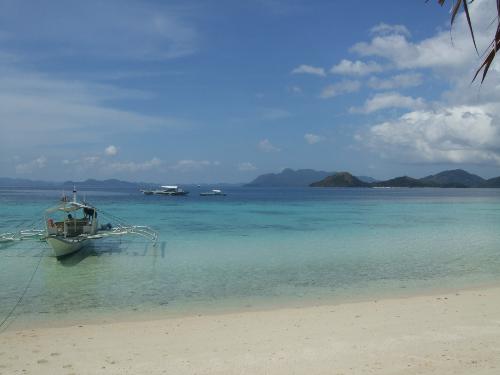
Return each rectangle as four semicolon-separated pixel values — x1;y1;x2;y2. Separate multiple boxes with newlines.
58;241;123;266
58;241;167;266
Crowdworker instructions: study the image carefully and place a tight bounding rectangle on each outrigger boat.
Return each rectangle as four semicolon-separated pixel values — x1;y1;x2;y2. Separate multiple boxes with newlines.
141;185;189;196
1;188;158;259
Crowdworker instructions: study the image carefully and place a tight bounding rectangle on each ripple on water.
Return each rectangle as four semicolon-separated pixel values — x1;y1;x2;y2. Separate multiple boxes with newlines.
1;187;500;326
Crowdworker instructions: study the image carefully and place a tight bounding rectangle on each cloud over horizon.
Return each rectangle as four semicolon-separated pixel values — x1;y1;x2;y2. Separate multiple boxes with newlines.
348;0;500;169
258;139;281;152
361;105;500;165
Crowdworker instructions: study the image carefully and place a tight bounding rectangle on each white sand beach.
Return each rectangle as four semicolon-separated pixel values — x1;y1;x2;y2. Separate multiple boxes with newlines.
2;286;500;374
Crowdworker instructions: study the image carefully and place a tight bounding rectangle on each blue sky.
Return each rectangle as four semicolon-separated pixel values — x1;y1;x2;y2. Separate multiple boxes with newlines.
1;0;499;183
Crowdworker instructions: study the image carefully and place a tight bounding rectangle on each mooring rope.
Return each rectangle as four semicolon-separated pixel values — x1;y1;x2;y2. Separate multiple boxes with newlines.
0;248;45;332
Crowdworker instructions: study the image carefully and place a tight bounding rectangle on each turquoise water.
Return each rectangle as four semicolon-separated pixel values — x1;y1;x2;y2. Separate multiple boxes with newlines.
1;187;500;328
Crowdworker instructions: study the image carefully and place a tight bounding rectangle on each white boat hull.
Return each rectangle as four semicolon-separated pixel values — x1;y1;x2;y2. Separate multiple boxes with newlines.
46;236;89;258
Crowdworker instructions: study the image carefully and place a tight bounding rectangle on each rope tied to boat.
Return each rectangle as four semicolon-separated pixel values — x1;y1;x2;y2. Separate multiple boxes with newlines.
0;248;45;332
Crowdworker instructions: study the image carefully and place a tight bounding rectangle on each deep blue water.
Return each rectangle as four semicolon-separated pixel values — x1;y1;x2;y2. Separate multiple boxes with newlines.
1;186;500;327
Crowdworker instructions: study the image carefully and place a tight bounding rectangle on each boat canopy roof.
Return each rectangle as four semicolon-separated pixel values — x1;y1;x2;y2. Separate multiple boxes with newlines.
161;185;178;189
212;189;222;193
45;202;94;214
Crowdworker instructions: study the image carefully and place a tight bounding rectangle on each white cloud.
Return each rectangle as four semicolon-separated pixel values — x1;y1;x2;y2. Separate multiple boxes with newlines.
344;0;500;169
0;1;198;60
0;70;152;103
367;73;423;90
59;154;166;178
352;92;426;113
330;59;383;76
238;162;257;171
105;145;118;156
288;85;302;94
107;158;162;173
0;3;196;180
291;64;326;77
304;133;325;144
171;160;220;171
61;156;100;167
83;156;100;165
0;64;186;153
320;80;361;98
370;23;410;37
362;105;500;165
15;156;47;174
258;139;280;152
351;33;453;70
350;1;494;72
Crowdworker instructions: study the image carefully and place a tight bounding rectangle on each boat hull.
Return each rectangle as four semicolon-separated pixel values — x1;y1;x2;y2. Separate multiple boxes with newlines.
154;191;189;196
46;236;89;258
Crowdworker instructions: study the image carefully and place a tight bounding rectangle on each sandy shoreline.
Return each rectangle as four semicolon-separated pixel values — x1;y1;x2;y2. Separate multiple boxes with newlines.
2;286;500;374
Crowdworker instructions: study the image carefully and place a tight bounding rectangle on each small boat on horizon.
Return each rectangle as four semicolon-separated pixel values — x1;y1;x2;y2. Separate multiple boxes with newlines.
200;189;226;196
141;185;189;196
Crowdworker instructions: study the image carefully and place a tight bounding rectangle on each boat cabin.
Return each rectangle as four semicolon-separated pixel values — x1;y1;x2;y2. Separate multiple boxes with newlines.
45;202;98;238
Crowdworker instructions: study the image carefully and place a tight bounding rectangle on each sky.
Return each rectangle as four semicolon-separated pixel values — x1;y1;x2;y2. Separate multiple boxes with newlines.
1;0;500;183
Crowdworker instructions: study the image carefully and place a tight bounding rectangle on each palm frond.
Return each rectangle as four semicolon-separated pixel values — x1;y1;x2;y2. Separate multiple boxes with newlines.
431;0;500;82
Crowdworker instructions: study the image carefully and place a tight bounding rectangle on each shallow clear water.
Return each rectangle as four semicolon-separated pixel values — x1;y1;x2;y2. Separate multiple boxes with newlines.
1;187;500;327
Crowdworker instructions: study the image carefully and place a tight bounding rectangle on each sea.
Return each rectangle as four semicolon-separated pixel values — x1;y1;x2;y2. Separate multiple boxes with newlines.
1;186;500;329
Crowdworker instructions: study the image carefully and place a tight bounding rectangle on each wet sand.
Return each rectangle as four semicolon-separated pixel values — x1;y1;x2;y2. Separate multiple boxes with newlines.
2;286;500;374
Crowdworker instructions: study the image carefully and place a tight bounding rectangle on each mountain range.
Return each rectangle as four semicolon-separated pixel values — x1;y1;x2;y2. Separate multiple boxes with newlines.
1;168;499;190
244;168;376;187
310;169;500;188
310;172;370;188
245;168;500;188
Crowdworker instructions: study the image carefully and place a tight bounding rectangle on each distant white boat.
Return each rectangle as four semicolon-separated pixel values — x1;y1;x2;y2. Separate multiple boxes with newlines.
141;185;189;196
200;189;226;196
